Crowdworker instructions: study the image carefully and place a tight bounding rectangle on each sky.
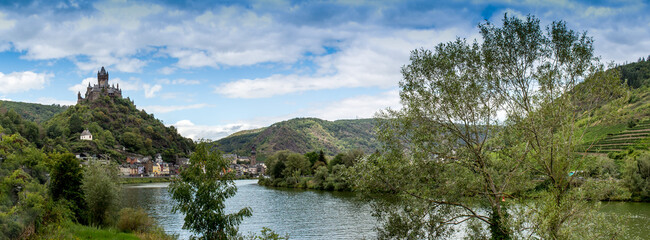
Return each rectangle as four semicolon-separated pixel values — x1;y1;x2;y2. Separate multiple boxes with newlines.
0;0;649;140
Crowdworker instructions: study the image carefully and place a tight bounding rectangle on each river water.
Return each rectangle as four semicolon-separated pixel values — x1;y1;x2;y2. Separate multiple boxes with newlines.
122;179;650;240
122;180;376;239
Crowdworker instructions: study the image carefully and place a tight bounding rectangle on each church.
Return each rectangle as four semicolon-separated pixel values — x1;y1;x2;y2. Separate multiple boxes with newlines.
77;67;123;104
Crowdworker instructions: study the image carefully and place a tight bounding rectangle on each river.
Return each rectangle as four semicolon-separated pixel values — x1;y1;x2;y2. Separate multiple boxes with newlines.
122;179;650;239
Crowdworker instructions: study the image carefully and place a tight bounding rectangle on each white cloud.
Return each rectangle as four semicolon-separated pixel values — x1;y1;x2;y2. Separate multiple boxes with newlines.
307;90;402;120
0;11;15;30
142;103;210;114
143;84;162;98
171;120;260;140
158;67;176;75
216;28;463;98
158;78;201;85
68;77;96;94
0;71;51;94
33;97;76;106
111;77;142;91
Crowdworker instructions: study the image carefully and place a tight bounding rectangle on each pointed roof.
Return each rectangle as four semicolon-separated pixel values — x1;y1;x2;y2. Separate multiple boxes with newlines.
81;129;92;136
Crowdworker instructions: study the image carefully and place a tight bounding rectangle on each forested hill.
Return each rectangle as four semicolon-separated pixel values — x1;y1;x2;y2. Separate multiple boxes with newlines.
0;100;68;122
42;96;194;162
214;118;378;159
619;56;650;88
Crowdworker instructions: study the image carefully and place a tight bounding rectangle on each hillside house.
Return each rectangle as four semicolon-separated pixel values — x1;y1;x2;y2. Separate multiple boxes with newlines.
80;129;93;141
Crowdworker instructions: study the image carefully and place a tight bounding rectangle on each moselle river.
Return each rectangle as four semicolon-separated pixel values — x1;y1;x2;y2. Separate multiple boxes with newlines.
122;179;650;240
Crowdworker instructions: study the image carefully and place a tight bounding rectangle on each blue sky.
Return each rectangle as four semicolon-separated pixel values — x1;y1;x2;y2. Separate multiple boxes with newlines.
0;0;648;140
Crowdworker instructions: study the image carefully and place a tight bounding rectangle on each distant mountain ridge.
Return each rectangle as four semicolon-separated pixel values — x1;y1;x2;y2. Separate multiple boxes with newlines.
0;100;68;122
214;118;379;160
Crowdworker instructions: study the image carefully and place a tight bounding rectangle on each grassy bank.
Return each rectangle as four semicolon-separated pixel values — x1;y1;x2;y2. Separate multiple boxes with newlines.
119;177;172;184
39;223;141;240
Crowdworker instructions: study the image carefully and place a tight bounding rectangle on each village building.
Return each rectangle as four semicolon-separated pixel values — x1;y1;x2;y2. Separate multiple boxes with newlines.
77;66;123;104
80;129;93;141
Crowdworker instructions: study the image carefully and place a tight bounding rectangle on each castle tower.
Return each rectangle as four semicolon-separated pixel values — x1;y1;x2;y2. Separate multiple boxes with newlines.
98;66;108;87
250;145;257;166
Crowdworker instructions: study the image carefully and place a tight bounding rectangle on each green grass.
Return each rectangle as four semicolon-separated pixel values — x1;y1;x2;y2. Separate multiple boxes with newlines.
39;223;141;240
68;224;141;240
581;124;627;144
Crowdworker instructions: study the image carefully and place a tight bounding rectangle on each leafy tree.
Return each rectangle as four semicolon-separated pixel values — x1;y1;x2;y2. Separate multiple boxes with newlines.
304;151;319;165
282;153;311;177
317;150;326;164
49;152;86;223
82;160;121;226
267;151;290;179
168;142;252;240
329;153;344;170
68;114;84;134
624;152;650;200
360;14;624;240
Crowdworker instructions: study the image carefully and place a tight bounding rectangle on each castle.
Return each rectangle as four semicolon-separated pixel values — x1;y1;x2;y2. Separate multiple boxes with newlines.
77;67;123;104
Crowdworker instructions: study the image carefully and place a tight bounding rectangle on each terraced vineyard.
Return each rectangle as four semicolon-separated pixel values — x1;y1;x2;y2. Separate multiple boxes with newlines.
586;120;650;153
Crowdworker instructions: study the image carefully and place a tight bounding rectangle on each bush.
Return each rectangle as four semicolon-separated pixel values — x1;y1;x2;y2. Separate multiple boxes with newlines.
82;161;121;226
117;208;154;233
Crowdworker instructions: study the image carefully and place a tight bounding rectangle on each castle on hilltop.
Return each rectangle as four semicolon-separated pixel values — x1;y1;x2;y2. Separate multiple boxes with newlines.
78;67;123;104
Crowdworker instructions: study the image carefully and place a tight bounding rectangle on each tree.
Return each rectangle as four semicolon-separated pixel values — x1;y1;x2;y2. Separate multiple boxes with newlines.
168;142;251;240
267;151;290;179
82;160;121;226
49;152;86;223
304;151;319;166
360;14;624;240
68;114;84;134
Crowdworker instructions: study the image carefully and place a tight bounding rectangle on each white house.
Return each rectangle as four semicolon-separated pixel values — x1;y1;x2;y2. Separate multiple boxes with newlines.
80;129;93;141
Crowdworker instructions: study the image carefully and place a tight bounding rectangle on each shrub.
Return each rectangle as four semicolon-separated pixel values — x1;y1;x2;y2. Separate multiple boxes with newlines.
82;160;121;226
117;208;154;233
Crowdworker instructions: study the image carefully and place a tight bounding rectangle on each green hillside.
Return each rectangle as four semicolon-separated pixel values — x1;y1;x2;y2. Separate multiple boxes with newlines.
0;100;67;122
214;118;378;159
579;57;650;153
42;96;194;161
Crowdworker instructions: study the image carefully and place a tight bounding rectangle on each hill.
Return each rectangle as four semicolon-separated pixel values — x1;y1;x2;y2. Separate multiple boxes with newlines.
619;56;650;88
0;100;67;122
42;96;194;162
577;57;650;153
214;118;378;160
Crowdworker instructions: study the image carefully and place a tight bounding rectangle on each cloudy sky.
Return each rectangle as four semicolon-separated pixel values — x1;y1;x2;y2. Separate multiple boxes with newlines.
0;0;648;140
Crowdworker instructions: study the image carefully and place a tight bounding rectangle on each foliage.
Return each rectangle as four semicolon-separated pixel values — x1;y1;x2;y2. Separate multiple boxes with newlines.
82;160;121;226
619;56;650;88
0;133;49;239
116;208;155;233
260;150;359;191
215;118;378;159
168;142;252;240
0;109;45;146
0;100;67;123
49;152;86;224
623;152;650;201
360;14;626;240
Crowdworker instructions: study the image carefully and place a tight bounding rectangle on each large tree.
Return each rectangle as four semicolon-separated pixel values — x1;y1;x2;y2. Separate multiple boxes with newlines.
359;14;624;239
168;142;251;240
49;152;86;223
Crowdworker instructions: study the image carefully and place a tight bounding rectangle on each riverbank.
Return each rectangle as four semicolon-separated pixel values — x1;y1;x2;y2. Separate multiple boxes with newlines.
120;176;172;184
